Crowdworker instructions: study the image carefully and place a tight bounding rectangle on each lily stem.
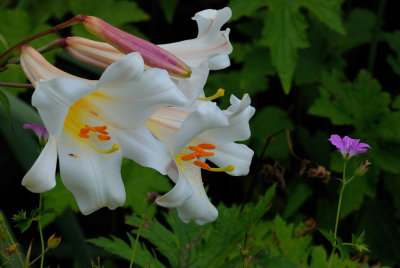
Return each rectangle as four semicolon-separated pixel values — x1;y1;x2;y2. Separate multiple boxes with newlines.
0;82;34;88
0;15;86;67
38;194;45;268
327;160;348;268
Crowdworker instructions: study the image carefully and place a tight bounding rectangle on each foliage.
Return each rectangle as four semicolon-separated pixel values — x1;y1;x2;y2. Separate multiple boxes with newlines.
0;0;400;267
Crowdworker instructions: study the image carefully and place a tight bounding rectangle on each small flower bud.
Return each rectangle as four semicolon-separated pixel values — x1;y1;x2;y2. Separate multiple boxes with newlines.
146;192;160;202
47;234;62;249
355;160;371;177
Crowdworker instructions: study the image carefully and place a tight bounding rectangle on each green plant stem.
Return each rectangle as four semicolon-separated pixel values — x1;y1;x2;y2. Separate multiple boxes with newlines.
129;215;144;268
38;194;45;268
1;221;24;266
0;15;85;66
328;160;348;268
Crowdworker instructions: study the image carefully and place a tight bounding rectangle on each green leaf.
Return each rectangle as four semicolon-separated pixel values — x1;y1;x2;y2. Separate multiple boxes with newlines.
254;255;297;267
309;246;328;268
87;234;164;267
12;210;34;233
309;70;390;129
0;8;58;94
158;0;179;23
318;228;334;244
0;32;9;51
0;88;12;128
282;182;313;218
299;0;345;34
228;0;267;21
41;176;79;227
385;31;400;76
0;91;41;171
338;167;379;219
70;0;149;39
126;213;180;266
121;160;171;217
250;106;294;159
261;0;309;93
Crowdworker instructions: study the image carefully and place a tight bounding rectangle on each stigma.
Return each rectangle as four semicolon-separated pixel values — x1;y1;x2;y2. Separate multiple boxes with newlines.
198;88;225;101
178;143;235;172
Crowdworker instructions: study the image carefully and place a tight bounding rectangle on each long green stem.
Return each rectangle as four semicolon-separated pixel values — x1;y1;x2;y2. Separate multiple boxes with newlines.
38;194;45;268
327;161;348;268
129;216;144;268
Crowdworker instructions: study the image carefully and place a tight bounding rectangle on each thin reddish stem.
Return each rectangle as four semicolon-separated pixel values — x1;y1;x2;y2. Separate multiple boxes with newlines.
0;15;86;66
0;82;34;88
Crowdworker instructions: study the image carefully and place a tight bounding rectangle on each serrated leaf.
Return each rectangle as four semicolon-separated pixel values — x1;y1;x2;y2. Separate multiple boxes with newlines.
12;210;33;233
261;0;309;93
299;0;345;34
87;234;164;267
228;0;267;21
309;70;390;129
250;106;294;160
318;228;334;244
127;213;179;266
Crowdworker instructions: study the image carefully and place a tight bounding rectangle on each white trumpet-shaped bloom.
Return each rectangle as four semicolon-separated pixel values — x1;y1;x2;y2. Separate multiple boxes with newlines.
146;94;255;224
20;47;186;215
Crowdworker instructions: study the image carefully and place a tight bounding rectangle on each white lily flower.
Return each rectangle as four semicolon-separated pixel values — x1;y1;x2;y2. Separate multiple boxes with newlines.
146;94;255;224
20;46;186;215
64;7;233;104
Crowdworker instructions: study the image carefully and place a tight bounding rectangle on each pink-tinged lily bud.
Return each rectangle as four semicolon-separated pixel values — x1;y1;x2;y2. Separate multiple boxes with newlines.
65;37;124;69
20;46;84;84
82;16;191;78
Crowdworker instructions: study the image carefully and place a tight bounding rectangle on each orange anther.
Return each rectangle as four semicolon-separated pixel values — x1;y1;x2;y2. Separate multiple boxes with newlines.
79;132;90;138
98;135;111;141
181;153;199;161
189;146;205;153
193;161;211;170
199;152;214;157
80;128;90;133
198;143;216;150
94;125;107;131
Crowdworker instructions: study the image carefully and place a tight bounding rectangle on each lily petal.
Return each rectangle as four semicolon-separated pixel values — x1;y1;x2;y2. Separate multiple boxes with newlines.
57;129;125;215
156;164;192;207
32;77;95;138
174;162;218;225
159;7;232;69
111;126;172;175
92;53;187;128
22;135;57;193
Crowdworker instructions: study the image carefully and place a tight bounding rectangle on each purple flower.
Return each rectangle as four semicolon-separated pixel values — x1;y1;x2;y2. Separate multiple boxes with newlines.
328;134;371;159
23;123;49;143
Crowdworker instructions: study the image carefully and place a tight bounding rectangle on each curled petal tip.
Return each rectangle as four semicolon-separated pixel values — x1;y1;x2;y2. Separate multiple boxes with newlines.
82;16;191;77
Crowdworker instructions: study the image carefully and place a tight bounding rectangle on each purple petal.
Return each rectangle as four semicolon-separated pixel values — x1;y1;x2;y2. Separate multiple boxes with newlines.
328;134;344;149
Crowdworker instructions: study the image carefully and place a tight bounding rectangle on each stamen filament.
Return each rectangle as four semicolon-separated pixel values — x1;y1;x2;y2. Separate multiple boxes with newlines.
87;142;119;154
198;88;225;101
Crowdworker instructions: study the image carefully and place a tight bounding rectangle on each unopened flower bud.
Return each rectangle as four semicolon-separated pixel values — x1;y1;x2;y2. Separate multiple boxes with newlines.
82;16;191;78
146;192;160;202
47;234;62;249
355;160;371;177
